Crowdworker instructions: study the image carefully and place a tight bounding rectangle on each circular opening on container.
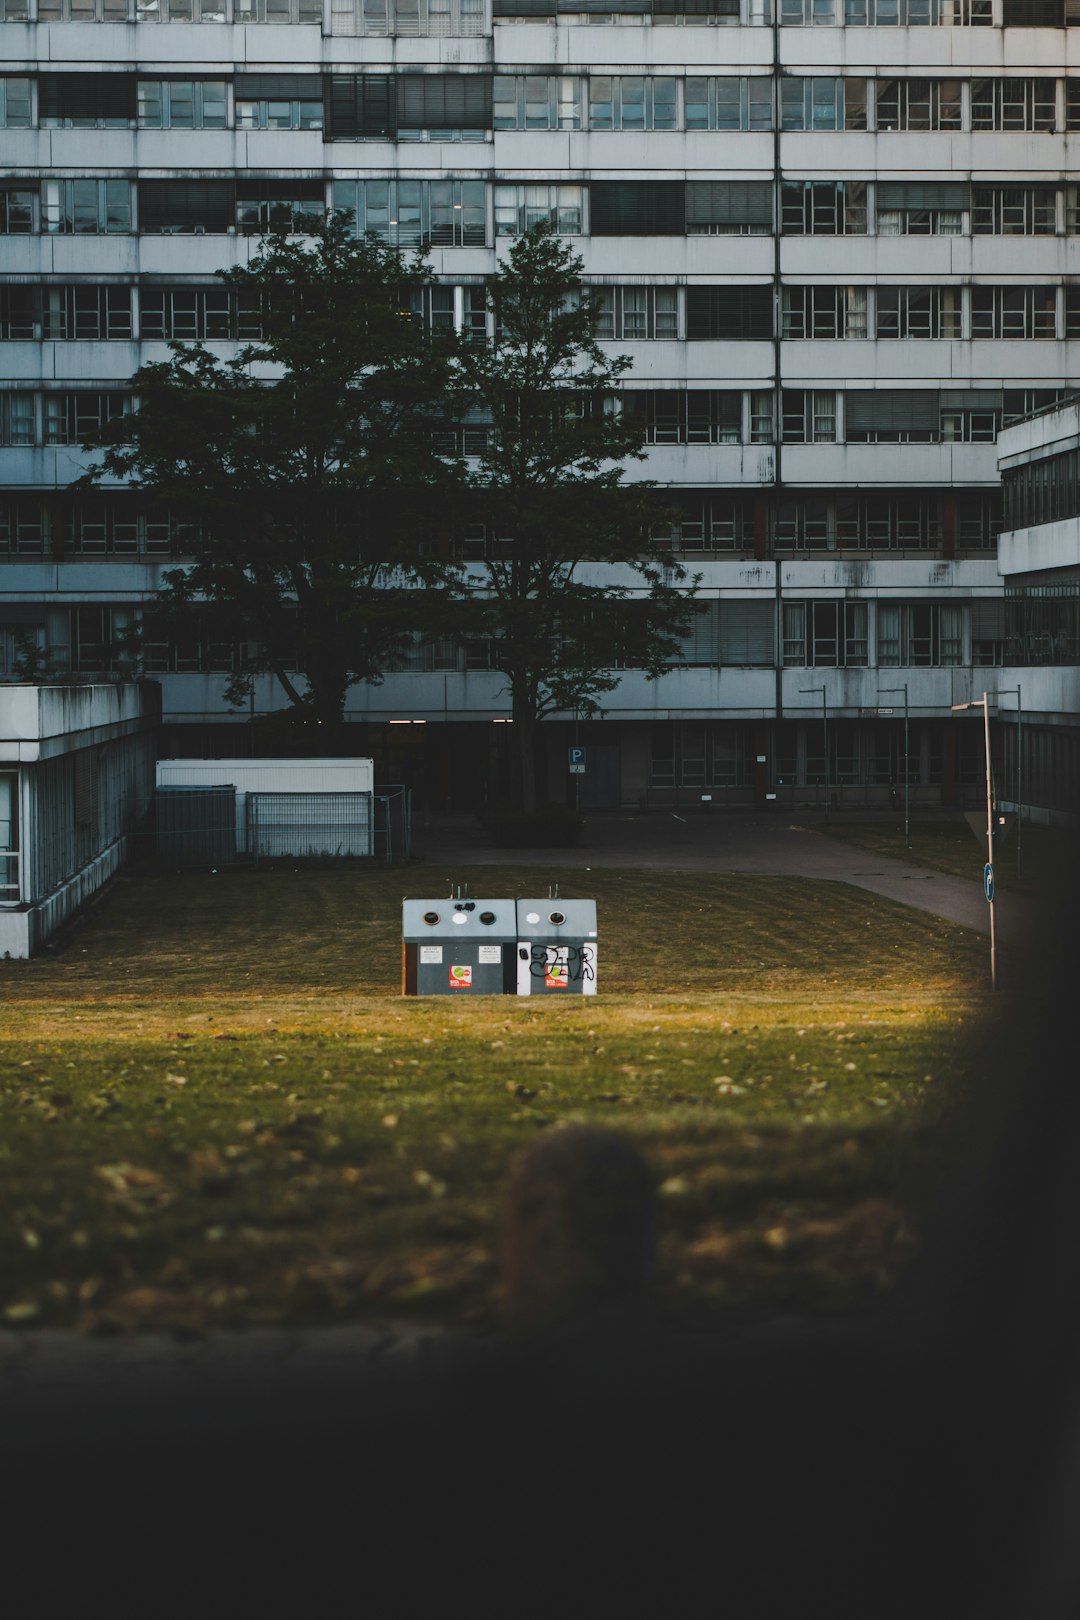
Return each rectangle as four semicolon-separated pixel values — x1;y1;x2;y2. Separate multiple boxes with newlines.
423;911;440;926
525;912;540;925
452;913;468;925
549;911;566;926
479;911;496;926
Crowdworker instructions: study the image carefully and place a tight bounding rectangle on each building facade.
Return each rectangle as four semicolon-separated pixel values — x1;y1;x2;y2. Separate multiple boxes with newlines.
1;0;1077;813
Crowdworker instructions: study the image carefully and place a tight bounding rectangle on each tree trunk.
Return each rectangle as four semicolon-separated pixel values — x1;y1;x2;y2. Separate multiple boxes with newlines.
512;690;538;814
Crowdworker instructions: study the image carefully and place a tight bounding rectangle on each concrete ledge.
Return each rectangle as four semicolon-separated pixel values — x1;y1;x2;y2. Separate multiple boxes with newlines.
0;838;127;960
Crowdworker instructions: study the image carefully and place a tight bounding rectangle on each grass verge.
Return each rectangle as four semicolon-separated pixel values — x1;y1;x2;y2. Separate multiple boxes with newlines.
0;864;988;1334
815;814;1071;890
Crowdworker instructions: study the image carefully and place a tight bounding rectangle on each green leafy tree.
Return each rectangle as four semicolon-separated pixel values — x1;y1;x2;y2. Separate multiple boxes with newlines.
455;224;692;814
81;215;460;744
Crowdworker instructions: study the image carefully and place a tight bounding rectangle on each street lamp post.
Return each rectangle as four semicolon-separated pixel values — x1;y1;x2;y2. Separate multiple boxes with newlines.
952;692;996;990
800;685;828;823
878;682;910;849
998;683;1022;882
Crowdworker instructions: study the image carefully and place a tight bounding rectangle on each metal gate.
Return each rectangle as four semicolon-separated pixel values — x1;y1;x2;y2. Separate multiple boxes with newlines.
245;792;374;859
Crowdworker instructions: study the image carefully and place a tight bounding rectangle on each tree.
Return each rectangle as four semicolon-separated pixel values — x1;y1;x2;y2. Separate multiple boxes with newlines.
81;215;460;744
455;224;693;814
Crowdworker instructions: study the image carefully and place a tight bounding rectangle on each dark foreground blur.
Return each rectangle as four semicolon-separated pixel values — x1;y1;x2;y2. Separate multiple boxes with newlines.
7;845;1080;1620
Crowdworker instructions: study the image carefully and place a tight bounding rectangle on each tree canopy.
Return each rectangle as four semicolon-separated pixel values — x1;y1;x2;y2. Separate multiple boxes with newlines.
454;224;692;811
82;215;460;738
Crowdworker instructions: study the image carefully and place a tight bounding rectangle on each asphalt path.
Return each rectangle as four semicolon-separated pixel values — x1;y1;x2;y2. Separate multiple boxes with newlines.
413;809;1033;942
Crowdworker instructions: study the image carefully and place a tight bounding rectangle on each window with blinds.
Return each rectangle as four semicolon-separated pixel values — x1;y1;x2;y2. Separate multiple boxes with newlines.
397;74;493;137
40;74;135;128
876;181;966;236
139;180;233;234
687;286;772;340
235;74;324;130
685;182;773;235
325;76;395;139
590;181;685;235
846;391;938;443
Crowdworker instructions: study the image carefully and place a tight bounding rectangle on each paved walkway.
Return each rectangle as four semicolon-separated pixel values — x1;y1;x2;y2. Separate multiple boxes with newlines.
412;810;1034;943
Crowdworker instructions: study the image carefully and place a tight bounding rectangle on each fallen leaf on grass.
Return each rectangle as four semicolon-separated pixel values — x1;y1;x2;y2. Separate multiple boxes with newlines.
164;1073;187;1087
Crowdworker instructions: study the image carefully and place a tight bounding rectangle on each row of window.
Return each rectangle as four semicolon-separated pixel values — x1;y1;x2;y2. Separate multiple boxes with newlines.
0;491;1003;557
0;386;1066;449
5;73;1078;136
6;0;1056;27
1002;446;1080;532
4;280;1080;345
6;178;1080;240
0;598;1006;678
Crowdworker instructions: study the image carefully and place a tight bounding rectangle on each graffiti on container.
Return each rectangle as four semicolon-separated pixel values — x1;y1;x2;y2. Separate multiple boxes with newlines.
529;944;596;984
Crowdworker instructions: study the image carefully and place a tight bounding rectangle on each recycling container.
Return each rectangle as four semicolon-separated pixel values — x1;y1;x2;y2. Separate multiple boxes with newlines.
402;897;517;996
515;898;598;997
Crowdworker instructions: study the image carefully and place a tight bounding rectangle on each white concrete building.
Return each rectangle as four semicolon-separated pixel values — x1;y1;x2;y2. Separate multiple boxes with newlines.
1;0;1078;814
0;681;158;956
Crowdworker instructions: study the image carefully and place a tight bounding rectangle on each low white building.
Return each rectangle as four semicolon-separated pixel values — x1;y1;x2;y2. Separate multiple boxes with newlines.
0;681;158;957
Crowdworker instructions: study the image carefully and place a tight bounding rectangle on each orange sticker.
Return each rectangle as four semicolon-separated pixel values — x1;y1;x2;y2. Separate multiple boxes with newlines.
449;965;472;989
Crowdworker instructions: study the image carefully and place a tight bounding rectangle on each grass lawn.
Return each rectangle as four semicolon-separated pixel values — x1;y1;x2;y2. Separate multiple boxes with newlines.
816;813;1071;891
0;863;989;1335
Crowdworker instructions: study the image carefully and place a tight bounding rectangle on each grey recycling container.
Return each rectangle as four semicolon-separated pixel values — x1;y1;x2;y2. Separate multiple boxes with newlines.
402;897;517;996
515;898;598;997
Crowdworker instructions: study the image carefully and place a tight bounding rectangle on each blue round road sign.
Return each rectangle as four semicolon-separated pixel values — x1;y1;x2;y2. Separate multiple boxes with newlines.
983;862;994;903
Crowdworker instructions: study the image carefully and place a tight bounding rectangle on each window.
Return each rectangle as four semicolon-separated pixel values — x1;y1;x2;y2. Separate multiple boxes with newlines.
335;179;487;246
134;0;227;17
495;185;583;236
139;181;234;235
846;390;939;442
876;182;966;236
233;0;323;19
0;80;32;131
409;285;456;332
874;77;961;131
878;603;964;667
64;505;176;557
493;76;582;130
0;288;37;340
330;0;486;34
750;390;775;443
939;390;1002;442
685;181;773;235
0;0;31;13
841;0;991;21
781;390;837;442
624;390;743;444
50;0;91;12
782;602;868;666
0;771;18;897
656;494;755;552
43;181;131;235
595;286;679;340
43;287;133;340
876;286;961;339
43;393;130;446
782;286;867;338
0;499;44;557
0;189;34;234
971;286;1057;339
972;186;1056;236
780;77;866;131
140;287;261;340
137;81;228;130
1001;388;1069;425
325;76;395;139
236;182;325;234
397;74;493;140
587;78;678;130
971;78;1057;132
1067;80;1080;132
685;77;772;131
40;74;134;129
0;394;34;447
781;181;866;235
687;286;772;340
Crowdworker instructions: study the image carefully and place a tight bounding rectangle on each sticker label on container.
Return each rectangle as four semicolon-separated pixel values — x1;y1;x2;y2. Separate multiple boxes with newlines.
545;947;569;989
449;964;472;989
420;945;443;964
478;945;502;964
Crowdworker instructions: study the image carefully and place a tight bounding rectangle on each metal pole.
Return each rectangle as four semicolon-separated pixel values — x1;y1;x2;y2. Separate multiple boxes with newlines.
1016;683;1022;882
903;682;910;850
982;692;997;992
823;687;829;824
